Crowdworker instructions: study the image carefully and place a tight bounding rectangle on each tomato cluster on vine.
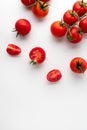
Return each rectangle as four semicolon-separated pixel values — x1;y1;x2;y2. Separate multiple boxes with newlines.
50;0;87;44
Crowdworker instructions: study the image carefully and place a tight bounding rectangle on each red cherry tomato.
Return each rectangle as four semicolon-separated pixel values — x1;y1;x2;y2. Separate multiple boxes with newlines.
67;26;83;44
14;19;31;36
20;0;35;6
46;69;62;82
32;1;49;18
29;47;46;64
73;0;87;17
50;21;67;37
6;44;21;56
79;17;87;33
70;57;87;73
63;10;79;26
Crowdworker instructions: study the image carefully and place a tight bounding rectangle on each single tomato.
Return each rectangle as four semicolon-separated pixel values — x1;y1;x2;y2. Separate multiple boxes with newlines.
6;44;21;56
20;0;35;6
63;10;79;26
79;17;87;33
70;57;87;73
73;0;87;17
14;19;31;36
50;21;67;37
46;69;62;82
67;26;83;44
32;1;49;18
29;47;46;64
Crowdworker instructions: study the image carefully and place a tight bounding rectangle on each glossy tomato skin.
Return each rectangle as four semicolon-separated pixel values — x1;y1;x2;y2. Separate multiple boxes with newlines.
6;44;21;56
46;69;62;82
32;1;49;18
63;10;79;26
73;0;87;17
15;19;31;36
70;57;87;73
29;47;46;64
67;26;83;44
50;21;67;37
20;0;35;6
79;17;87;33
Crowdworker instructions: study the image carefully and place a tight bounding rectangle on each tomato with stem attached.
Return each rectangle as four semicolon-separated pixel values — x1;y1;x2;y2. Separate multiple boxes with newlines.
46;69;62;82
32;1;49;18
73;0;87;17
29;47;46;64
14;19;31;37
6;44;21;56
50;20;67;37
63;10;79;26
70;57;87;73
67;26;83;44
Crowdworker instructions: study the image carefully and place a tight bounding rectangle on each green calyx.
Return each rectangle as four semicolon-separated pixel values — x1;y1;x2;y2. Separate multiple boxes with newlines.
12;28;19;37
39;1;48;10
80;3;85;7
67;31;75;41
70;10;77;16
60;20;66;26
76;60;83;71
30;60;37;65
79;0;87;7
67;35;73;40
79;0;84;7
78;29;82;35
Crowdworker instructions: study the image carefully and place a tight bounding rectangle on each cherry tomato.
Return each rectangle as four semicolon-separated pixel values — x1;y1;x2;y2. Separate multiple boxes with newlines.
14;19;31;36
46;69;62;82
32;1;49;18
6;44;21;56
67;26;83;44
63;10;79;26
29;47;46;64
50;21;67;37
73;0;87;17
79;17;87;33
20;0;35;6
70;57;87;73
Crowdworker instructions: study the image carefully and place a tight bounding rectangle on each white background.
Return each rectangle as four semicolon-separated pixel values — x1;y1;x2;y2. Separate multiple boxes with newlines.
0;0;87;129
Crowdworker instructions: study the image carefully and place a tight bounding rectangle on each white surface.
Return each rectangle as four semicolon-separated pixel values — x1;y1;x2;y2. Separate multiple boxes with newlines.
0;0;87;129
